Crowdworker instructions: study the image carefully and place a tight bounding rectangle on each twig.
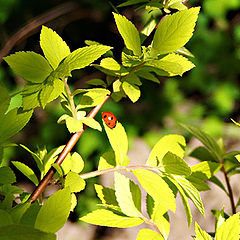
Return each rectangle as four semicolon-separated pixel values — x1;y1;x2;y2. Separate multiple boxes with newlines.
79;164;159;179
29;94;110;203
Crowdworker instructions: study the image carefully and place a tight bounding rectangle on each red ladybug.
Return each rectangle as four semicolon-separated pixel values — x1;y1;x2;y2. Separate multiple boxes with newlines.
102;111;117;129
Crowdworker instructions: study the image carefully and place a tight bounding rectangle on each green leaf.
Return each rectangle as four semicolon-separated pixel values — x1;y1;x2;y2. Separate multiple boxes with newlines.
146;195;170;239
35;188;71;233
216;213;239;240
146;53;195;76
98;151;116;170
70;193;77;212
20;202;41;226
103;121;128;165
100;58;121;71
195;222;212;240
187;161;221;191
122;80;141;103
175;46;195;58
66;117;83;133
0;108;33;144
0;167;16;185
0;209;13;227
55;45;112;78
209;176;227;193
12;161;39;186
80;209;143;228
0;224;56;240
4;52;52;83
40;26;70;70
10;203;31;223
65;171;86;193
133;169;176;214
167;176;192;226
87;79;106;87
114;172;141;217
113;13;141;56
82;117;102;131
0;81;10;116
175;176;205;216
151;7;200;55
77;88;110;108
71;152;84;173
135;69;160;83
161;152;191;176
94;184;121;211
147;134;186;167
190;146;216;162
51;163;64;176
181;124;222;161
137;229;164;240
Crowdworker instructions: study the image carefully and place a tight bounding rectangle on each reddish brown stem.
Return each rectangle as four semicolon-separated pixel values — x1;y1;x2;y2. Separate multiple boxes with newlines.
29;95;110;203
221;164;236;214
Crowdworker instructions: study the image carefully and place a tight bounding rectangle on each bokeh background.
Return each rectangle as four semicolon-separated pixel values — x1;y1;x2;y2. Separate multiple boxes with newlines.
0;0;240;239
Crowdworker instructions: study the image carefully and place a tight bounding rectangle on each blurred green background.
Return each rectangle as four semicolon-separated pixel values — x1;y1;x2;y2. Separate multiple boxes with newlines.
0;0;240;220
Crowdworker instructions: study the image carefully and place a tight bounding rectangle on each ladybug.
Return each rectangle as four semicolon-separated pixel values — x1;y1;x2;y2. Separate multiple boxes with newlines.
102;111;117;129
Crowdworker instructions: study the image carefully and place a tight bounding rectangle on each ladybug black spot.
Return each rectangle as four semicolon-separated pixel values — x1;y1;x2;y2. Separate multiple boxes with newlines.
111;117;113;120
104;115;107;118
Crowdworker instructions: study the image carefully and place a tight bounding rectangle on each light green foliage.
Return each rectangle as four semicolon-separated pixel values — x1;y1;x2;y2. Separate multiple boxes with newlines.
174;176;205;216
55;45;112;78
59;111;102;133
65;171;86;193
134;169;176;214
80;209;143;228
98;151;116;170
147;195;170;239
0;224;56;240
0;167;16;185
100;57;121;71
168;0;187;11
10;202;31;224
137;228;164;240
103;121;128;166
94;184;120;211
35;188;71;233
113;13;142;56
70;193;77;212
147;53;195;76
122;80;141;102
187;161;221;191
40;26;70;70
65;117;83;133
3;51;52;83
135;68;160;83
20;202;41;226
0;82;10;116
114;172;141;217
181;124;222;161
215;213;240;240
87;78;107;87
12;161;38;186
118;0;148;7
0;108;33;144
147;134;186;167
151;7;200;55
195;222;213;240
0;209;13;227
76;88;110;109
167;177;192;226
71;152;84;173
161;151;191;176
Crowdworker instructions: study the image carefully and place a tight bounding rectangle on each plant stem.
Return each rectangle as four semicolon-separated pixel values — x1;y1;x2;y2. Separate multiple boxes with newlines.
221;164;236;214
63;78;78;118
29;94;110;203
79;165;160;179
141;214;164;237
